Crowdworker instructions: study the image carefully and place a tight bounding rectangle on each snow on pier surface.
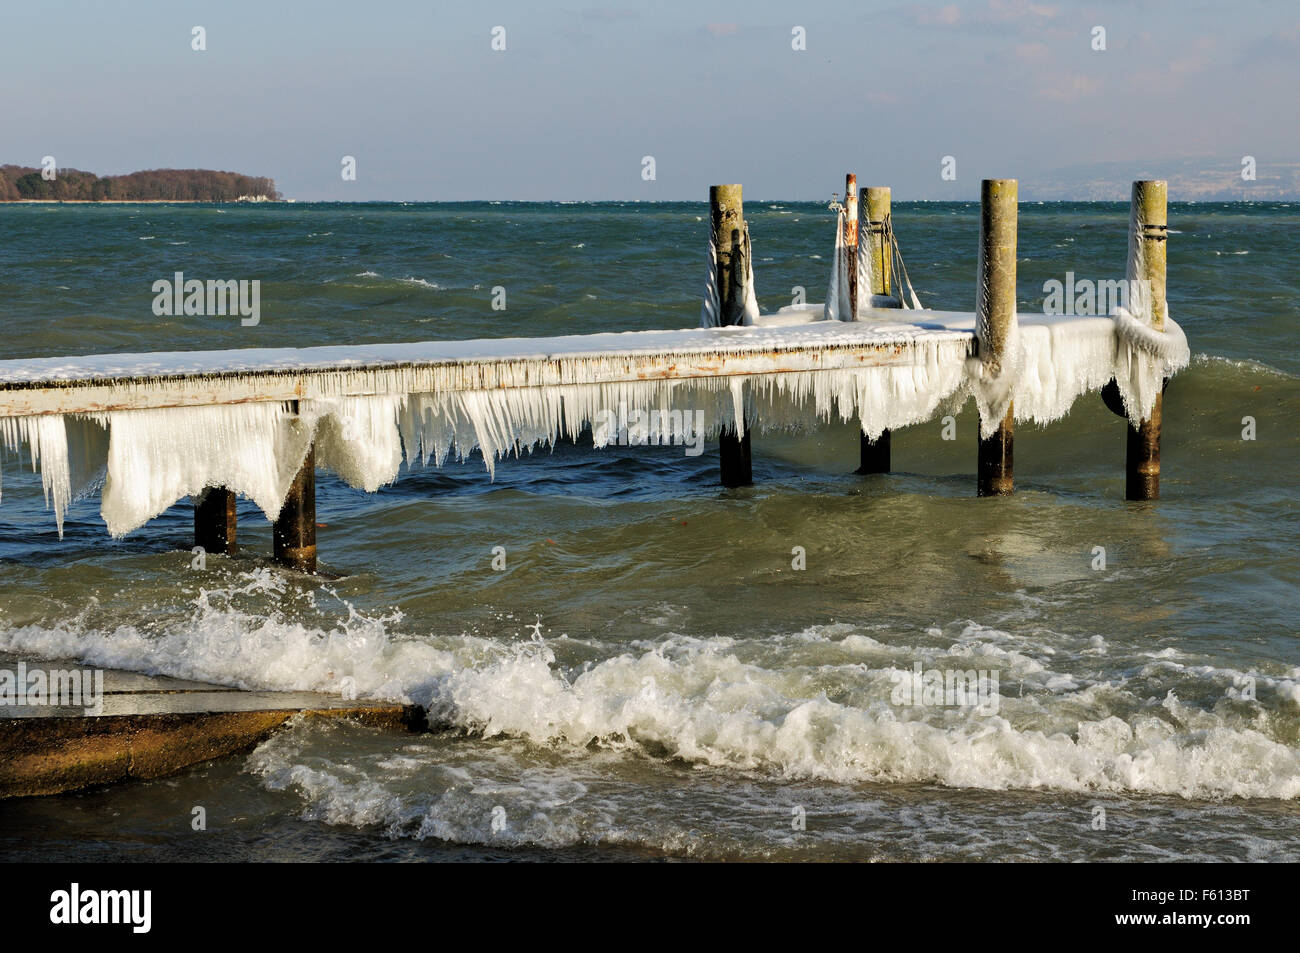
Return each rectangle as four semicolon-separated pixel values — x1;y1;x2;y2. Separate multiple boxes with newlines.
0;309;1187;537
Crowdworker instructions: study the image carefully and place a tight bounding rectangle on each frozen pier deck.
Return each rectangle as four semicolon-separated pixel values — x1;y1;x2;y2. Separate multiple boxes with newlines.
0;310;982;417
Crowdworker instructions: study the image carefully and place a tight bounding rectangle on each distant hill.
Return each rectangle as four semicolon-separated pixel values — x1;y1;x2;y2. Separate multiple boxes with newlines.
0;165;280;202
1022;157;1300;202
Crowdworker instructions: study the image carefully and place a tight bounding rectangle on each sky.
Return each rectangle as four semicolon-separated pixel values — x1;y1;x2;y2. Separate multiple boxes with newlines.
3;0;1298;200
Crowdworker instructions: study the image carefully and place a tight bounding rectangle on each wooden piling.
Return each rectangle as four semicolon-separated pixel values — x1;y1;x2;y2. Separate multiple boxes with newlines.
273;447;317;572
864;186;892;298
194;487;237;555
1126;180;1167;501
710;184;745;325
858;185;892;474
711;184;753;487
976;178;1018;497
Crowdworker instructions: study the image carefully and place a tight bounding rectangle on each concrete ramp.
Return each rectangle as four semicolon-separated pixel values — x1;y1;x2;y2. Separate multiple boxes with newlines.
0;654;425;798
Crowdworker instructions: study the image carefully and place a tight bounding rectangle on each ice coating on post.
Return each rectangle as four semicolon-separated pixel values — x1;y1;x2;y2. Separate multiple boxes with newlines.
1111;179;1187;426
862;187;889;302
844;174;859;317
972;178;1020;440
701;184;758;328
823;204;877;321
857;186;893;473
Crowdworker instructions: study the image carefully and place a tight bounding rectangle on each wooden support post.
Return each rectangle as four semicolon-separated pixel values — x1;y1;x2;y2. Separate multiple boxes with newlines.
1126;180;1167;501
844;173;859;317
858;185;892;474
976;178;1018;497
710;183;753;487
194;488;237;555
864;186;892;297
273;446;317;572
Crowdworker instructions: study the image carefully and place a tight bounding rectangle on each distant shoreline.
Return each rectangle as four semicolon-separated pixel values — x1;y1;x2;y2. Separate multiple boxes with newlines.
3;199;282;204
0;165;279;203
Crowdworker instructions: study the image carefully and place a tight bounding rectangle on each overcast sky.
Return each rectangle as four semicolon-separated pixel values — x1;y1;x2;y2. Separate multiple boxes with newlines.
4;0;1297;200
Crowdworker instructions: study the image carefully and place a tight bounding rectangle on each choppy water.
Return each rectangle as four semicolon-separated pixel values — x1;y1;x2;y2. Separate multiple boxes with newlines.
1;201;1297;861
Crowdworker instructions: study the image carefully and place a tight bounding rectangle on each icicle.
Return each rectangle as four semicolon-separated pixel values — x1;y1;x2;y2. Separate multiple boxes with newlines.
0;303;1193;538
741;224;759;326
855;219;875;317
92;402;311;537
824;210;852;321
701;238;721;328
701;227;759;327
1105;200;1191;426
1;415;71;536
970;233;1023;438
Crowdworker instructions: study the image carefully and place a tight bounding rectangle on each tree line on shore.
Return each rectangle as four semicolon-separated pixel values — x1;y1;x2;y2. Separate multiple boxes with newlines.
0;165;280;201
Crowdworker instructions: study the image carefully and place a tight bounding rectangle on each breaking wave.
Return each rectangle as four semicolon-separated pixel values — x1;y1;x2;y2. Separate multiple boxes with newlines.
1;571;1296;803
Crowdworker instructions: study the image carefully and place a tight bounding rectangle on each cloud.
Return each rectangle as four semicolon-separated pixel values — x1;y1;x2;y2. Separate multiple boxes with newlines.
1014;41;1051;62
1234;22;1300;67
1129;35;1215;95
1036;73;1103;101
580;7;640;22
902;0;1061;33
915;3;963;26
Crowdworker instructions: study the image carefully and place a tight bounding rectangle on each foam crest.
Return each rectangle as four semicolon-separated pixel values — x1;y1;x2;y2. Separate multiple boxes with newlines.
1;579;1294;801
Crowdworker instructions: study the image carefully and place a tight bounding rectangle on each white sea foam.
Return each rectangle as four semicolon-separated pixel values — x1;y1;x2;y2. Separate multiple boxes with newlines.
0;575;1294;802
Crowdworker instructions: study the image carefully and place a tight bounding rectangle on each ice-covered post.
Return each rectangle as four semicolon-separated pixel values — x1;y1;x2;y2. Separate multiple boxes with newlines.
976;178;1017;497
864;186;892;298
844;174;859;317
711;183;752;487
273;446;317;572
1126;180;1167;501
858;185;892;474
194;488;238;556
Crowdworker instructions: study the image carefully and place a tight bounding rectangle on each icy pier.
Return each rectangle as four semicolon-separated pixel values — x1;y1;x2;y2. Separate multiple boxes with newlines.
0;315;979;418
0;177;1189;572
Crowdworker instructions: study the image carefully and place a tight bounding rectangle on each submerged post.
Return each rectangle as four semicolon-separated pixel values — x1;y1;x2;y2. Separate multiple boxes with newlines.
976;178;1018;497
710;183;752;487
194;488;237;555
1126;180;1167;501
858;185;892;474
844;173;859;317
273;446;317;572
